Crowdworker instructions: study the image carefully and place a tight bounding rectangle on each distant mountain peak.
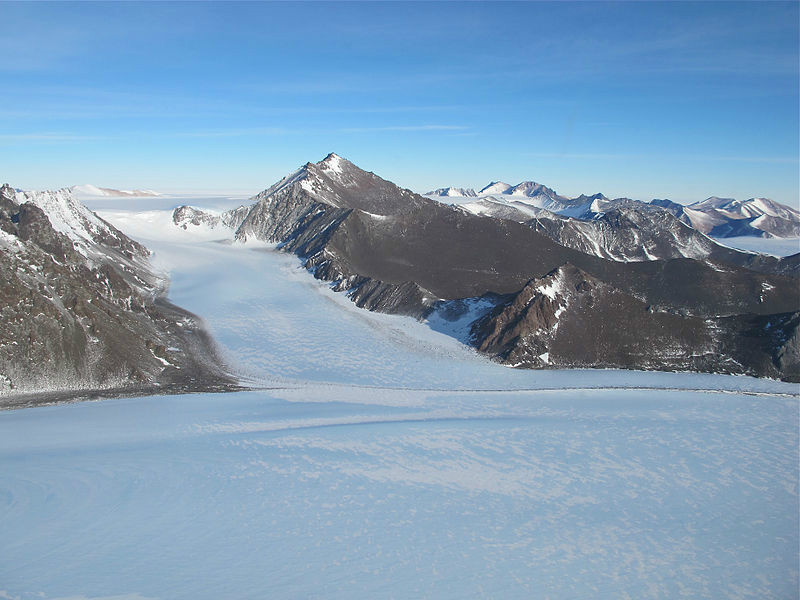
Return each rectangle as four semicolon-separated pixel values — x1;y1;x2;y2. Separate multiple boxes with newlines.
479;181;512;195
683;196;800;237
70;184;160;198
426;187;477;198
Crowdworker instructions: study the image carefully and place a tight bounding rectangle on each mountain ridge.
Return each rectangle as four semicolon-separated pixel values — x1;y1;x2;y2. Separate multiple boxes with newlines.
0;184;236;399
174;153;800;381
427;179;800;239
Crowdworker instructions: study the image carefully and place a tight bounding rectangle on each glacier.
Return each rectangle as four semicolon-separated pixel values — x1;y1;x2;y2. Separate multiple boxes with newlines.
0;196;797;600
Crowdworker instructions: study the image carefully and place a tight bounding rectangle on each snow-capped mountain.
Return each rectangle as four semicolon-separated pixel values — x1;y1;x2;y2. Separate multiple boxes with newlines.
478;181;512;195
654;196;800;239
70;184;160;198
0;184;233;395
506;180;563;200
173;153;800;381
526;203;797;276
454;180;611;218
433;177;800;239
426;187;477;197
13;187;150;266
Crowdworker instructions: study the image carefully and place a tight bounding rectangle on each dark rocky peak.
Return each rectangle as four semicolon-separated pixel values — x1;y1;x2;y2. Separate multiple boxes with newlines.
250;153;432;217
173;205;222;229
571;192;608;203
472;264;608;367
651;198;685;212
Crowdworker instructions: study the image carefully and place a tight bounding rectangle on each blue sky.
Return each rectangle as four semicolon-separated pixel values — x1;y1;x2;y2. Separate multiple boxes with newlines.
1;1;798;205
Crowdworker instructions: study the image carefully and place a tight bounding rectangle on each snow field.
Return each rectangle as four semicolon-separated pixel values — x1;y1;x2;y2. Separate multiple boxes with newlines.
1;387;797;599
1;197;797;599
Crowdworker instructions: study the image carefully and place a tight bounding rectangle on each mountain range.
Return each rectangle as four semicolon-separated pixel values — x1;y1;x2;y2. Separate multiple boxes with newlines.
425;181;800;239
1;153;797;397
176;154;800;381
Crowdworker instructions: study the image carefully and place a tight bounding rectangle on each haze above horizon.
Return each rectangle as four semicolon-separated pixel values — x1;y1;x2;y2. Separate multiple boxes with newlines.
1;1;798;207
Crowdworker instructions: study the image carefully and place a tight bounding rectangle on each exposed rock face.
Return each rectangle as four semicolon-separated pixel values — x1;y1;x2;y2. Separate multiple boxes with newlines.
174;154;800;380
173;205;222;229
0;184;234;397
474;265;713;371
530;205;716;261
527;204;798;276
473;265;799;381
173;204;250;231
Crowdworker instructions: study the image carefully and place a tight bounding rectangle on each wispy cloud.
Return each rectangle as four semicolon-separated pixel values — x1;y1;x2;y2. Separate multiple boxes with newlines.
702;155;799;165
526;152;630;160
0;133;108;142
179;125;467;137
338;125;467;133
0;125;469;143
526;152;799;165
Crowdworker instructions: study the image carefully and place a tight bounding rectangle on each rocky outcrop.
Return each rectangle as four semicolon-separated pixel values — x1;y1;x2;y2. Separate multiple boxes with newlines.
472;264;799;380
0;184;236;399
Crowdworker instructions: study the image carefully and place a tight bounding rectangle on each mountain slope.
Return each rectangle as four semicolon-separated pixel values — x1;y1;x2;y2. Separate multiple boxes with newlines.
654;196;800;238
526;203;798;276
473;264;799;380
174;154;800;380
0;185;235;396
478;181;512;195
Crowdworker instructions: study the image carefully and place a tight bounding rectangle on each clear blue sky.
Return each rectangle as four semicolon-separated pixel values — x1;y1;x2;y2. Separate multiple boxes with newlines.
1;1;798;206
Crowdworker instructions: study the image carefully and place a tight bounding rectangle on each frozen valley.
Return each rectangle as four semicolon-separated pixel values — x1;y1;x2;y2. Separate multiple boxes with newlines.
0;195;797;599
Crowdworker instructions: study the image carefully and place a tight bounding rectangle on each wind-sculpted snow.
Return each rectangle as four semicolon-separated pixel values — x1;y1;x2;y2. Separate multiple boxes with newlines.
1;387;797;599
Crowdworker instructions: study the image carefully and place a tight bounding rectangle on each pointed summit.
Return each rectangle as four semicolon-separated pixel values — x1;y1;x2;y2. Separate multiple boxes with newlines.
317;152;350;178
234;153;435;243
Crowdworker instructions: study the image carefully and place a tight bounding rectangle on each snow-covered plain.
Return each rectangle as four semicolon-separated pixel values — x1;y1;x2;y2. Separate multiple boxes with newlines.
1;196;798;600
713;235;799;257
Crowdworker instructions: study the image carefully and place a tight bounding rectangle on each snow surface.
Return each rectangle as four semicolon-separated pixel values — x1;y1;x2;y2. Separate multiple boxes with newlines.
320;152;345;176
713;235;800;257
1;197;798;600
15;188;109;245
479;181;512;195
